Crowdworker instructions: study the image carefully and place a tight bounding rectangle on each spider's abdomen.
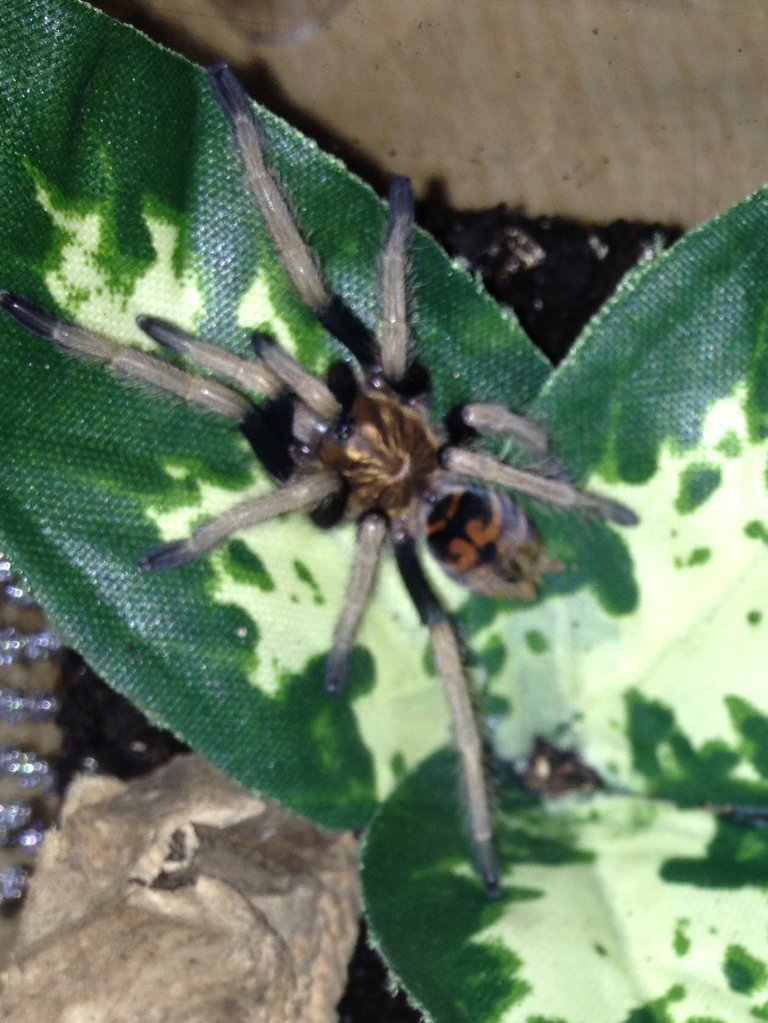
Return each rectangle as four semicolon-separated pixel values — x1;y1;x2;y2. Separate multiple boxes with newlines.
426;488;562;600
318;391;439;518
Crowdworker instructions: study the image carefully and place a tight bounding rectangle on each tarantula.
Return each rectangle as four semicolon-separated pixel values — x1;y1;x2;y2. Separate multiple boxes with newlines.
0;64;636;895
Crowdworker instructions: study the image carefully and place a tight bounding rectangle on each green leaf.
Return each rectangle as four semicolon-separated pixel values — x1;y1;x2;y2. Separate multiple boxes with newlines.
483;192;768;804
364;751;768;1023
0;0;550;827
4;3;768;1020
364;188;768;1018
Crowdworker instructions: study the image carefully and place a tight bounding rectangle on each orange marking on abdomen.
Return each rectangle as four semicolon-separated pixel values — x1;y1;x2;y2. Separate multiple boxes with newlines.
448;537;480;572
465;494;503;548
427;491;462;535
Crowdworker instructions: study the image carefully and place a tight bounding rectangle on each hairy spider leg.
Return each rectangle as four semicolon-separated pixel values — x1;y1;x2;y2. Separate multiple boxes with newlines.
325;512;387;693
207;62;378;370
459;402;551;458
0;291;252;422
140;471;340;570
379;177;414;386
250;333;341;421
430;619;499;895
137;315;280;397
394;536;500;896
441;445;639;526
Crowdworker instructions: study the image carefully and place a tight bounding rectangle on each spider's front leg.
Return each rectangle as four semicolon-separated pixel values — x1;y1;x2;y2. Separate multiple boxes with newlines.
393;535;500;897
0;289;346;570
137;315;279;398
0;292;260;422
207;62;378;371
379;176;414;387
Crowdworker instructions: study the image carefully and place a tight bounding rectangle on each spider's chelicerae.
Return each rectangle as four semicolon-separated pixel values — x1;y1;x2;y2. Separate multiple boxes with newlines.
0;64;636;896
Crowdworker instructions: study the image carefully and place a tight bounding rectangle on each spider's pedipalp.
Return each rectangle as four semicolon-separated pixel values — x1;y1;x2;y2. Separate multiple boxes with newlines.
380;177;414;386
0;291;251;422
442;445;639;525
239;396;298;482
325;512;387;693
460;402;551;458
140;471;340;570
251;333;341;421
137;316;281;398
291;401;327;448
393;535;500;896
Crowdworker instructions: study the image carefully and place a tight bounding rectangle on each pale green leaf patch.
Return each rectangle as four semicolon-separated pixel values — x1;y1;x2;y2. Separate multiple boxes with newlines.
34;171;203;345
485;388;768;799
486;797;768;1023
364;750;768;1023
146;469;450;797
238;271;307;358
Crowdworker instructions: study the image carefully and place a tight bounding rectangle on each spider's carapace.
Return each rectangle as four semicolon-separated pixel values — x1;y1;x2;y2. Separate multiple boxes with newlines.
317;389;439;520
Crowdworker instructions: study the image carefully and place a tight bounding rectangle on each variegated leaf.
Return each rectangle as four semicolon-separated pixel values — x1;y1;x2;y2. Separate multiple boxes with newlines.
364;190;768;1020
0;0;549;824
364;750;768;1023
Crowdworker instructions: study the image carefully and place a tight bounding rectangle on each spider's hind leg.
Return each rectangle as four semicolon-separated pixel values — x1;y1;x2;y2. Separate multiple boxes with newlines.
324;512;387;693
393;535;501;896
442;445;638;526
447;401;572;482
207;63;378;370
452;402;551;459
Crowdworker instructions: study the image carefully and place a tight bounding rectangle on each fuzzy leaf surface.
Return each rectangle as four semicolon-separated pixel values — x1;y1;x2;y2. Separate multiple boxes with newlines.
364;187;768;1019
0;0;551;825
